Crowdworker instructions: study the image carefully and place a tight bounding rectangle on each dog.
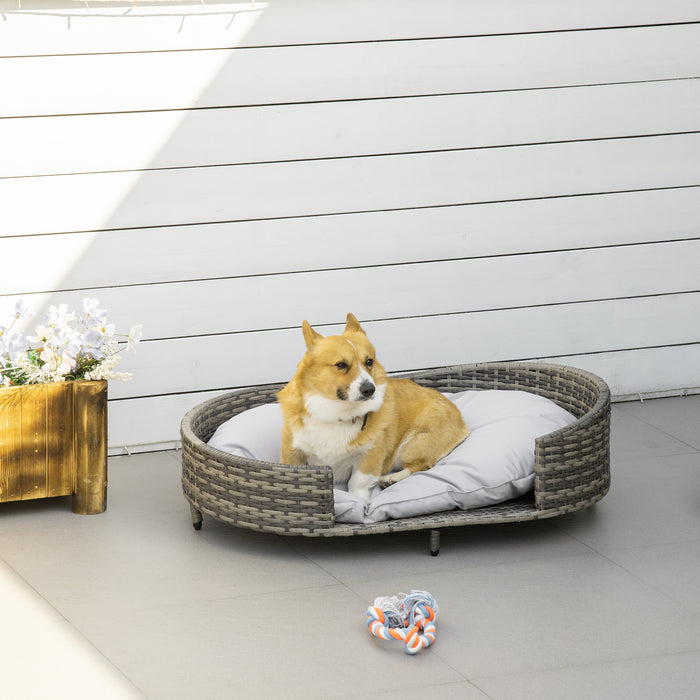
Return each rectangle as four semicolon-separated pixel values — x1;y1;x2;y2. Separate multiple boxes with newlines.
277;313;469;503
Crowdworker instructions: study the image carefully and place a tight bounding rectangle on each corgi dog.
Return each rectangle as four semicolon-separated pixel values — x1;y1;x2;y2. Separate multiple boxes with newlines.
277;313;469;503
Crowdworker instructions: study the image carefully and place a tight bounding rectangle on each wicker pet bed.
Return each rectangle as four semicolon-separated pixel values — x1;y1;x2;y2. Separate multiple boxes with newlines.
181;362;610;554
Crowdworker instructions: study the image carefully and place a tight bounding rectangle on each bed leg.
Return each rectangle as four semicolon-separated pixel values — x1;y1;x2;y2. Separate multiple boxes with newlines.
190;504;203;531
429;529;440;556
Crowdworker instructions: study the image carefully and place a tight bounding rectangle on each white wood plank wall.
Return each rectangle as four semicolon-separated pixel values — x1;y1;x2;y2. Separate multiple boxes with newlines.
1;0;699;451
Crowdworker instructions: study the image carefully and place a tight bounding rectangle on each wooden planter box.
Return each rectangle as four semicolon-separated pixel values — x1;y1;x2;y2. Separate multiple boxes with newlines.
0;380;107;514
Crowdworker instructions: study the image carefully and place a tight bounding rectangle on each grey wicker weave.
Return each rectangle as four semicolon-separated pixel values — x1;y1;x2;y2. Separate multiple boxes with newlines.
181;362;610;554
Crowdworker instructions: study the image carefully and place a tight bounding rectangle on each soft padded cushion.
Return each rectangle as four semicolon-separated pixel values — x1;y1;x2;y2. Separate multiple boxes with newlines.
208;402;284;463
207;391;576;524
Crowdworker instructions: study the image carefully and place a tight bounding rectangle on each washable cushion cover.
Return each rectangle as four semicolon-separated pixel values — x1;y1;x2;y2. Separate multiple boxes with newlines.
207;391;576;524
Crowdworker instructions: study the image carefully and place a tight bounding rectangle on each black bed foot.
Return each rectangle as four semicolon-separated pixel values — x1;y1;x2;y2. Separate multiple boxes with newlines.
429;529;440;556
190;504;203;531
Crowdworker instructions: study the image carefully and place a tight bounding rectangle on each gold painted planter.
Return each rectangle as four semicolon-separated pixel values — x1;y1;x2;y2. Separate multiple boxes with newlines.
0;380;107;514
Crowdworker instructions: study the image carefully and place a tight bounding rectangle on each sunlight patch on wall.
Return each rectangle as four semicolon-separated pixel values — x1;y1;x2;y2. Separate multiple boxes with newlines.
0;2;268;56
1;1;266;329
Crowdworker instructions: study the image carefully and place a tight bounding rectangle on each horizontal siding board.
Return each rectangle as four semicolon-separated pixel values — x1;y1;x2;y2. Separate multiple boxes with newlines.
4;79;700;178
4;239;699;344
540;345;700;399
4;133;700;237
108;389;231;451
3;187;699;295
107;341;700;449
99;291;700;407
99;291;700;399
2;0;699;56
2;25;700;118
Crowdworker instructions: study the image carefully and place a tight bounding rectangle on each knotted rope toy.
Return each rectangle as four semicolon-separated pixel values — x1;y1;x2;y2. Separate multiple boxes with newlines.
366;590;438;655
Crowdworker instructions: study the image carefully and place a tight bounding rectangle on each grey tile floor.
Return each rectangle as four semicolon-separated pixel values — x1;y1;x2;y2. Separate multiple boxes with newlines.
1;396;699;699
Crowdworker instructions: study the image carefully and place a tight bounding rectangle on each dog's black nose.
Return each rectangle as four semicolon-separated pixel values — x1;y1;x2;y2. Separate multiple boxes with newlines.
360;381;375;398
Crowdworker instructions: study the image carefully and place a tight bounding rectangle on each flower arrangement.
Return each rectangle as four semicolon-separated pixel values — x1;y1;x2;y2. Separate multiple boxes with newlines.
0;298;142;386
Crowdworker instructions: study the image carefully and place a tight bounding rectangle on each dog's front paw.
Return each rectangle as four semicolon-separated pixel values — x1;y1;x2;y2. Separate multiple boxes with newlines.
350;486;371;504
378;474;395;489
379;468;410;489
348;470;378;504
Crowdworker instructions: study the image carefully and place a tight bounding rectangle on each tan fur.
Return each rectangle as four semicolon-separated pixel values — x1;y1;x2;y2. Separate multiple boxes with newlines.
277;313;470;502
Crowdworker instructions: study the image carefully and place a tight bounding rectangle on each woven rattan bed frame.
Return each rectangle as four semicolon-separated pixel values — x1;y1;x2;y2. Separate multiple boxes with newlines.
181;362;610;554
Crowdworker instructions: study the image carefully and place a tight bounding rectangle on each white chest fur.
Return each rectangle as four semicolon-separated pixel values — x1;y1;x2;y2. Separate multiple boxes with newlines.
292;417;369;483
293;390;384;483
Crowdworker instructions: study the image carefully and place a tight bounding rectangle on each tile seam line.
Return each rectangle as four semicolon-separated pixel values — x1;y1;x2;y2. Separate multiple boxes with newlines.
0;559;145;696
469;649;700;685
614;409;700;451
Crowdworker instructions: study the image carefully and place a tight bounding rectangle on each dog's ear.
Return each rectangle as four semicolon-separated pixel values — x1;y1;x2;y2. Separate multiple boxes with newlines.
302;320;323;349
344;312;366;335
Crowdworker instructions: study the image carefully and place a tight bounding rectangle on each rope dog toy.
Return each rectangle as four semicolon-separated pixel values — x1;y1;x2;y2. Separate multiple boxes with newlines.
366;590;438;655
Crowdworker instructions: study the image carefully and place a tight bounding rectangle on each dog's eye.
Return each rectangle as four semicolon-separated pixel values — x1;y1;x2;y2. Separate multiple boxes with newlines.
365;358;374;368
335;361;349;371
